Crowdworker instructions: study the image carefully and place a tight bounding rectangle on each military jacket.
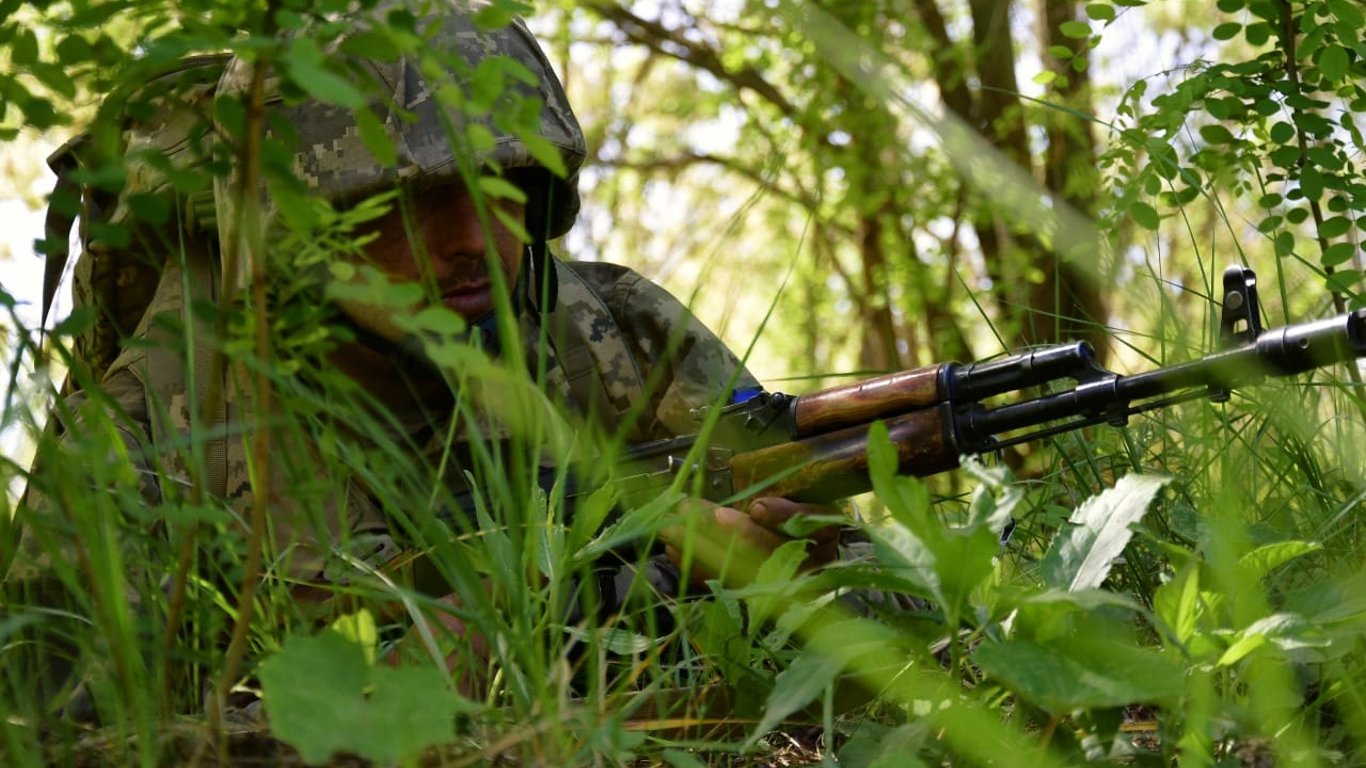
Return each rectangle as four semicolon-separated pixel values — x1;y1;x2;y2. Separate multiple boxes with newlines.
6;259;758;590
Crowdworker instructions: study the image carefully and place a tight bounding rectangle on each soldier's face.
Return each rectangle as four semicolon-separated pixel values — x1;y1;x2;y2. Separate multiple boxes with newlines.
360;181;526;322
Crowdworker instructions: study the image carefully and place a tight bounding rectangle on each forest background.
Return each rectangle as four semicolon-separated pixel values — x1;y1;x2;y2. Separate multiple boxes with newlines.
2;0;1366;766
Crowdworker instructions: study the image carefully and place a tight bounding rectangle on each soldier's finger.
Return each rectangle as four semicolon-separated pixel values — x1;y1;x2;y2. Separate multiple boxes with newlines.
748;497;842;542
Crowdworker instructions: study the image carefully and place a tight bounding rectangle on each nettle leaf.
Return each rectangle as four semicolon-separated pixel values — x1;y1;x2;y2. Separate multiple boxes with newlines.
753;619;902;739
1153;560;1203;648
260;628;469;765
753;647;844;736
867;427;1008;615
1239;540;1321;583
745;539;810;631
975;637;1183;712
1218;612;1331;667
1041;474;1169;592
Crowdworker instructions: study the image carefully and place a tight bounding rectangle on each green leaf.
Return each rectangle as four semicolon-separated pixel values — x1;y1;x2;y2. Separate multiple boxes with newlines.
1326;270;1362;294
1059;20;1091;39
1199;124;1236;144
329;609;379;665
259;630;469;765
1084;4;1115;21
745;540;810;631
1269;121;1296;144
1328;0;1365;27
1130;201;1161;231
354;107;397;166
473;3;524;30
1041;474;1169;591
492;205;530;244
974;637;1183;712
1321;216;1352;238
1212;22;1242;41
1153;560;1202;646
51;306;96;337
1300;166;1324;199
753;648;844;735
1238;541;1321;582
12;28;38;66
518;131;569;178
1244;22;1271;46
284;37;365;108
1218;613;1330;667
340;29;405;62
478;175;529;203
362;665;471;764
258;631;371;765
1275;231;1295;257
1323;242;1357;267
1319;44;1349;83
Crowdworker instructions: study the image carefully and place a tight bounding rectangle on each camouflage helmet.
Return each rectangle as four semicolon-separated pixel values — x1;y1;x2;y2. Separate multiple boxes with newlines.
214;2;586;261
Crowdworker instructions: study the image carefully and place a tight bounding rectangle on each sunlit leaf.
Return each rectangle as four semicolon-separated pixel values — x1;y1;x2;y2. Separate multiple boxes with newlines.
1041;474;1169;592
1218;613;1330;667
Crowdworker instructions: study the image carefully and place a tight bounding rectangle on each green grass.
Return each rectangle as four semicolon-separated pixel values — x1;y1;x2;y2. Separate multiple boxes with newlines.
3;250;1366;768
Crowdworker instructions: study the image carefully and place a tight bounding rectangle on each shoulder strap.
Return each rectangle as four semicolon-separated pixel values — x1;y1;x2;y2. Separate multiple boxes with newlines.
40;144;82;332
547;260;647;441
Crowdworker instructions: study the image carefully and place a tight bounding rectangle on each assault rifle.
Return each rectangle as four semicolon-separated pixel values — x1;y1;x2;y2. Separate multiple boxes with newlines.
608;266;1366;505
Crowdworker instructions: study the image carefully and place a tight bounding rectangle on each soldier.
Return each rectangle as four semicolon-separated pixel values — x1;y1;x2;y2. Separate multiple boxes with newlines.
4;2;838;718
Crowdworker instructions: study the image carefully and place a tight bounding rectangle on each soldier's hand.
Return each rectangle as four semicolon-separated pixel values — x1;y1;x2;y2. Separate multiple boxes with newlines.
664;496;841;588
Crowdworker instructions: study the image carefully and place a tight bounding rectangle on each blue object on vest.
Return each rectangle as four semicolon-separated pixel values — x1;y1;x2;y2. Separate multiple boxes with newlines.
730;386;763;404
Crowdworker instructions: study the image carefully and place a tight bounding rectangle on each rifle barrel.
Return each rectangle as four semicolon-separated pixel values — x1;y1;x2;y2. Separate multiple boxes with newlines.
963;311;1366;445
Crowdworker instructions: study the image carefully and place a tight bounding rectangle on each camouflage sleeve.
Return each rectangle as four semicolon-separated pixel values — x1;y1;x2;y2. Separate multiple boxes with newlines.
567;262;760;440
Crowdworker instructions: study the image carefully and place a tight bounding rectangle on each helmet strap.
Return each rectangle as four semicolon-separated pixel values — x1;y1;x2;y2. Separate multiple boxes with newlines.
521;170;558;315
524;240;557;315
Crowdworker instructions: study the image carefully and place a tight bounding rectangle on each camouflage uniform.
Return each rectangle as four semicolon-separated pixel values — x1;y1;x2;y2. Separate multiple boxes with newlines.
6;4;758;615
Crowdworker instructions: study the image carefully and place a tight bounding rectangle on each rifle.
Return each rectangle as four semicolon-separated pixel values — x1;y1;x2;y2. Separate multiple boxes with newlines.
608;266;1366;506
